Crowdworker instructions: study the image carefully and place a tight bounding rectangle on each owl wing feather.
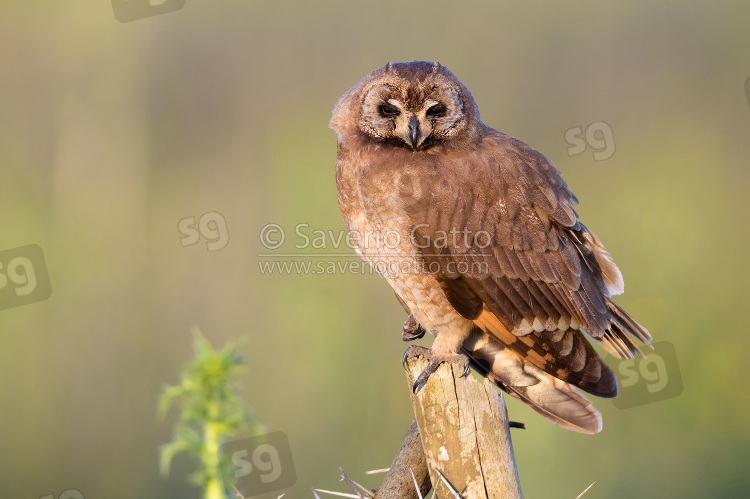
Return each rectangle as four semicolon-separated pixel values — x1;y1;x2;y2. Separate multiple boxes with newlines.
400;130;651;398
462;326;604;434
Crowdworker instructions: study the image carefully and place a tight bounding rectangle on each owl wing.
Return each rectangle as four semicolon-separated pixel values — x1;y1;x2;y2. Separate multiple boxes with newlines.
397;130;651;398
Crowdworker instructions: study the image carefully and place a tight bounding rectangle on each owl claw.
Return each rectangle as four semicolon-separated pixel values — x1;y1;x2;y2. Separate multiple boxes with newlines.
402;315;426;341
402;345;471;393
402;344;432;370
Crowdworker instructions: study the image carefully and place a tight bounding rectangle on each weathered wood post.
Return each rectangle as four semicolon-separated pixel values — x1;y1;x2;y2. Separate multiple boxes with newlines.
403;356;523;498
325;356;523;498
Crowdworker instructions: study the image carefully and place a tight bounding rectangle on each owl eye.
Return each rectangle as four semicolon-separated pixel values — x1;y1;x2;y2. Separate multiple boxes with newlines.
426;102;447;117
378;103;401;118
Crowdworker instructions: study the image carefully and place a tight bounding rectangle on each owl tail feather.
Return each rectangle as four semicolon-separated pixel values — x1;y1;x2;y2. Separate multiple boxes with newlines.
462;328;603;434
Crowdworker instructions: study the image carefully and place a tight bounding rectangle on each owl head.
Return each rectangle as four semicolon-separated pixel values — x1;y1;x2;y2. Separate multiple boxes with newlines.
330;61;484;151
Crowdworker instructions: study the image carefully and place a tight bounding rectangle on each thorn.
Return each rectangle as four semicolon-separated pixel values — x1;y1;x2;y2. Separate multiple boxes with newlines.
576;481;596;498
312;489;360;498
410;468;424;499
339;467;375;498
364;468;389;475
435;469;463;499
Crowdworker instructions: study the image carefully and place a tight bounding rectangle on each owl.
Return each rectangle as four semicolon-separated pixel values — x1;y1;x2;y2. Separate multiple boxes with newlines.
330;61;651;433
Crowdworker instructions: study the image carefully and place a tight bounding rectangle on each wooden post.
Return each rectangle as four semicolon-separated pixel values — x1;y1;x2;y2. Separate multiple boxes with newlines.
375;420;431;498
404;356;523;499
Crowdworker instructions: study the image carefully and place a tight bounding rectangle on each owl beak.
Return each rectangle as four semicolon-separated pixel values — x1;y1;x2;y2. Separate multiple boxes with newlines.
408;116;420;149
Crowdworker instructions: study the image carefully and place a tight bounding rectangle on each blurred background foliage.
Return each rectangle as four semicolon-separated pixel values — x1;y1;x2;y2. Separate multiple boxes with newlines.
1;1;749;497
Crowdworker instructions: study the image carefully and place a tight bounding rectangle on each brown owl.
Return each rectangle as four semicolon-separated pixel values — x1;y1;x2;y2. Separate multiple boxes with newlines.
330;61;651;434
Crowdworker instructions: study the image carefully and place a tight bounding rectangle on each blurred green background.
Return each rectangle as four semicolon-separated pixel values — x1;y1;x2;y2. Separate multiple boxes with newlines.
2;1;749;497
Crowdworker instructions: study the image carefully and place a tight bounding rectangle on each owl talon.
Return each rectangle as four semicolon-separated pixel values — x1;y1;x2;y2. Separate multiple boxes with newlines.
402;315;426;341
412;357;443;392
403;345;471;393
412;378;424;393
402;344;432;370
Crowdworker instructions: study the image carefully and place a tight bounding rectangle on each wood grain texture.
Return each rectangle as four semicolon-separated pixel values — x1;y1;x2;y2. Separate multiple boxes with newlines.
405;356;522;499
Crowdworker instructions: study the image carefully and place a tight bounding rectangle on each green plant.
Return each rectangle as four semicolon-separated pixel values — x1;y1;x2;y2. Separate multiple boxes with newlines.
158;329;260;499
